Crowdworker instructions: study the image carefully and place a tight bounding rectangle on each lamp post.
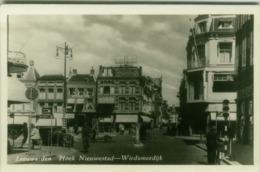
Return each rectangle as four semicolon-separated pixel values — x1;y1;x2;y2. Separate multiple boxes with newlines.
56;42;73;131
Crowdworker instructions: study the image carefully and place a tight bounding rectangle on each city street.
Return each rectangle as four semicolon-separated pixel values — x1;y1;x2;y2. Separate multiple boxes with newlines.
9;128;210;165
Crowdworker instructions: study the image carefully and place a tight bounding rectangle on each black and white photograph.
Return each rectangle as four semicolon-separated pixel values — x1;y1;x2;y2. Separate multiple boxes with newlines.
1;3;259;172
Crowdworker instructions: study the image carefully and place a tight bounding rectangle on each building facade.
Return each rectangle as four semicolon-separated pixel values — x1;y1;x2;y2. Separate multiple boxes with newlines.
235;15;254;145
96;65;143;130
7;52;31;126
184;15;237;134
66;69;96;127
36;74;65;117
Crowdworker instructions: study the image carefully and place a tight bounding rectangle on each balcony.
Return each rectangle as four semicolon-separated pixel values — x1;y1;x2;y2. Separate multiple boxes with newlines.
7;51;28;73
188;58;209;69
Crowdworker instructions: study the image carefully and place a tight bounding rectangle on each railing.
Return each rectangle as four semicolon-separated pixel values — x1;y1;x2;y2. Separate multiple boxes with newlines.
188;58;209;69
8;51;26;65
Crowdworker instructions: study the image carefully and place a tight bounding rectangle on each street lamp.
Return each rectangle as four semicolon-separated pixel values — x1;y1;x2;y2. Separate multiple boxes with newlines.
56;42;73;131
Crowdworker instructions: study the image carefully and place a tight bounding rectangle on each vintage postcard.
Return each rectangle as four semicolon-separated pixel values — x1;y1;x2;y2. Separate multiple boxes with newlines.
1;3;259;172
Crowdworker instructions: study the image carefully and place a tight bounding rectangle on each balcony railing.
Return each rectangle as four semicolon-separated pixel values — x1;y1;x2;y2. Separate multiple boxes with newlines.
188;58;209;69
8;51;26;65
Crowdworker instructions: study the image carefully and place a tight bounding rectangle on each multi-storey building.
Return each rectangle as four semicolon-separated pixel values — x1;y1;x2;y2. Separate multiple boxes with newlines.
235;15;254;145
141;76;163;128
184;15;237;134
96;65;143;130
66;68;96;127
36;74;65;116
7;51;31;125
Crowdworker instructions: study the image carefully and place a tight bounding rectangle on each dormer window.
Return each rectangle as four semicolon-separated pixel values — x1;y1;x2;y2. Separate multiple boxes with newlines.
198;22;206;33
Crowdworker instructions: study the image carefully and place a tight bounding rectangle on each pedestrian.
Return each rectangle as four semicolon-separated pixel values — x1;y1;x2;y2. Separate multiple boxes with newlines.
206;126;217;165
74;123;79;135
119;123;124;135
82;122;90;153
20;122;28;148
30;124;41;149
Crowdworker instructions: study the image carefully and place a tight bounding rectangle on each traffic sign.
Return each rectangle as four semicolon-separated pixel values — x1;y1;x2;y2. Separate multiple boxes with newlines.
25;87;38;100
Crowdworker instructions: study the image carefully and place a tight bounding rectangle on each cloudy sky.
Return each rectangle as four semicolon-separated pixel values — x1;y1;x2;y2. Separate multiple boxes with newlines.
9;15;196;106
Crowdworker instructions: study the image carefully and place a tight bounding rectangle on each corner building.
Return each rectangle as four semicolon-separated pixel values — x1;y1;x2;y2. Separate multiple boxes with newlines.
185;15;237;134
235;15;254;145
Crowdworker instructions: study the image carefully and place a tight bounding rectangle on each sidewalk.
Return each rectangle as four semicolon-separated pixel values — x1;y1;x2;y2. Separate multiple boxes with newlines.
8;134;80;164
175;135;244;165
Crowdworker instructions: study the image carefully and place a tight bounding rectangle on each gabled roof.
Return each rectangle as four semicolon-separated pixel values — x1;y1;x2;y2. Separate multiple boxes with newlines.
39;74;64;81
68;74;95;83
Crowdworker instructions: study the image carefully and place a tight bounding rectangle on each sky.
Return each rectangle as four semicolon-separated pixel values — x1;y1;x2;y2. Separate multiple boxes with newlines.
9;15;196;106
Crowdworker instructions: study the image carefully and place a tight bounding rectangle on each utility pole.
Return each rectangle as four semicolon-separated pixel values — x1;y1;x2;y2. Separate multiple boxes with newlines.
56;42;73;132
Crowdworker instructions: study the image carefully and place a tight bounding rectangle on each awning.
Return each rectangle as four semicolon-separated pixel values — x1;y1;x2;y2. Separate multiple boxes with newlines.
140;116;153;123
115;115;138;123
65;113;75;119
8;77;29;103
67;98;75;104
36;118;57;126
8;115;29;124
210;112;237;121
99;116;113;123
98;97;115;104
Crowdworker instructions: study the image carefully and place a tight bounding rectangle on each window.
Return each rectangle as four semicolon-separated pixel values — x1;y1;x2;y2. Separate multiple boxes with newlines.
48;88;54;93
129;98;135;110
87;88;93;96
218;20;233;29
69;88;76;96
104;86;110;95
57;88;63;99
197;44;205;59
78;88;84;96
242;38;246;67
213;74;236;92
218;43;232;63
119;98;125;110
198;22;206;33
250;31;253;66
130;86;135;94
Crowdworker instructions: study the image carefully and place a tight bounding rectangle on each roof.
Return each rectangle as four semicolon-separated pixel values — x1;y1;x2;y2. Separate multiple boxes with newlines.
38;74;64;81
151;78;162;88
22;65;40;81
68;74;95;83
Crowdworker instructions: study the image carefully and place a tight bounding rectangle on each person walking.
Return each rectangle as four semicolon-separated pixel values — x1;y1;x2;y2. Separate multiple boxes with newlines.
82;122;90;153
20;122;28;148
30;124;41;149
206;126;218;165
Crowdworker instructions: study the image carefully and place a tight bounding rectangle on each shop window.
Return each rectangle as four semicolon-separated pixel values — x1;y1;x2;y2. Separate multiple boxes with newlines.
218;43;232;64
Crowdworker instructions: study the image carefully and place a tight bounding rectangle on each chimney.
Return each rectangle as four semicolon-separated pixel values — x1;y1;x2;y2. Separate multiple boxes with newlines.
139;66;142;76
73;69;77;75
29;60;34;66
90;66;95;75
